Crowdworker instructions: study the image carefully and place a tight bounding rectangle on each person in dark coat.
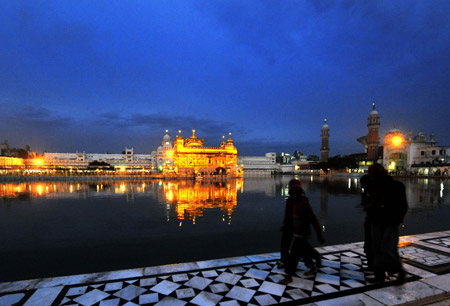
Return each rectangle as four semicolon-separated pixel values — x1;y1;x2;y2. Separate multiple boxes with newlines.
277;179;299;268
365;164;408;284
360;174;374;271
279;179;325;284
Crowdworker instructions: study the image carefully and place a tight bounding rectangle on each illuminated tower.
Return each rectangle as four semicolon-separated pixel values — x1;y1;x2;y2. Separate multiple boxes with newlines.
320;119;330;162
367;103;380;161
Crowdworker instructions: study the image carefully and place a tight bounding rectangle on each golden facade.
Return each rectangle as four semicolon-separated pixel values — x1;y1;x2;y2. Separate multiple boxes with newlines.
173;130;242;177
0;156;25;169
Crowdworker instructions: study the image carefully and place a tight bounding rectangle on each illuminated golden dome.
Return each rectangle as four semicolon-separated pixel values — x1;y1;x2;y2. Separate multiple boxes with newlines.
185;130;204;147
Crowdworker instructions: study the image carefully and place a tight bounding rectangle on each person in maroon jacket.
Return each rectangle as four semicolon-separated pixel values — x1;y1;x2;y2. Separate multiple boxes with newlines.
280;179;325;284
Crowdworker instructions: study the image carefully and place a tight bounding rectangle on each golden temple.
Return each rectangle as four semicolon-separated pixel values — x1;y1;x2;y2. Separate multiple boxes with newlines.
173;130;243;178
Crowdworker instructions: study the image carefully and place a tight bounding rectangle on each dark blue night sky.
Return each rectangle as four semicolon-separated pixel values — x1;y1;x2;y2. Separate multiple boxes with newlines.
1;1;449;156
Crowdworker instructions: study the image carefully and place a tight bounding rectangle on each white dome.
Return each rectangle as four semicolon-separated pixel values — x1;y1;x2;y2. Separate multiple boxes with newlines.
321;119;329;130
369;103;379;117
387;128;402;134
163;134;171;142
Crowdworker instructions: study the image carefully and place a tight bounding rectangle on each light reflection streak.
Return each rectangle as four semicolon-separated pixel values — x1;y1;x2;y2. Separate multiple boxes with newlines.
0;179;237;224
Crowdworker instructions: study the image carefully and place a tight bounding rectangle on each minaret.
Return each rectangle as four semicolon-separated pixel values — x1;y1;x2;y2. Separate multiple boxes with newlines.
320;119;330;162
367;103;380;161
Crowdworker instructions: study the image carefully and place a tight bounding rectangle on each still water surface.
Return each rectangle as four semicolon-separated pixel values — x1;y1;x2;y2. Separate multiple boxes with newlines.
0;176;449;282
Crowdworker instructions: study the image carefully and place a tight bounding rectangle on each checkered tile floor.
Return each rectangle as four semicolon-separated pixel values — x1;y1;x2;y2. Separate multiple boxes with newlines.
46;250;410;306
422;236;450;250
3;231;450;306
400;246;450;267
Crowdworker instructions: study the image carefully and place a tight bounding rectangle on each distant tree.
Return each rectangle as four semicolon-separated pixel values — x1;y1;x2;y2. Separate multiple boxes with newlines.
311;155;358;171
10;148;29;159
308;155;320;162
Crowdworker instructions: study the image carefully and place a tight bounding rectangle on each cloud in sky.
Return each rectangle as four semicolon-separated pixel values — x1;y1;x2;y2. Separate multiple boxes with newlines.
0;1;449;156
1;103;258;154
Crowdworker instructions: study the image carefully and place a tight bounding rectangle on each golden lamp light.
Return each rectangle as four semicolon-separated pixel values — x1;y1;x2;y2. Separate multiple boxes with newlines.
392;136;403;146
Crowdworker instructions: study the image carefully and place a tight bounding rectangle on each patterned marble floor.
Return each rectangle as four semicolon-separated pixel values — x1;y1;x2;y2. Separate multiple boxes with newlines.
1;230;450;306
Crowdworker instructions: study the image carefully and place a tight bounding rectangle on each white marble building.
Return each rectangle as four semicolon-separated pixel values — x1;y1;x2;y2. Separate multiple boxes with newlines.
44;148;154;170
237;153;278;174
151;130;174;170
383;130;449;175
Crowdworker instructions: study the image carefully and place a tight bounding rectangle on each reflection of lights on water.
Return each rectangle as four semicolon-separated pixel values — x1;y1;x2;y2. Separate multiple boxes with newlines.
354;179;357;186
179;222;182;227
70;185;73;193
37;185;42;195
424;179;429;185
441;182;444;198
77;184;80;190
46;186;49;192
17;186;21;192
348;179;351;189
168;190;173;201
322;225;326;232
121;184;125;192
97;185;100;192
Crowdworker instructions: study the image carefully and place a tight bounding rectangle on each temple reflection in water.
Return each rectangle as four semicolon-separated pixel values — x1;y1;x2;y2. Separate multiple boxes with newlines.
1;177;448;223
162;180;242;224
0;179;244;223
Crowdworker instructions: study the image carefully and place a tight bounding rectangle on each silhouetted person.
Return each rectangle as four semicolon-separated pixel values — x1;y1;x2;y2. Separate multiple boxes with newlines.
360;174;374;271
280;179;325;284
364;164;408;284
278;179;298;268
